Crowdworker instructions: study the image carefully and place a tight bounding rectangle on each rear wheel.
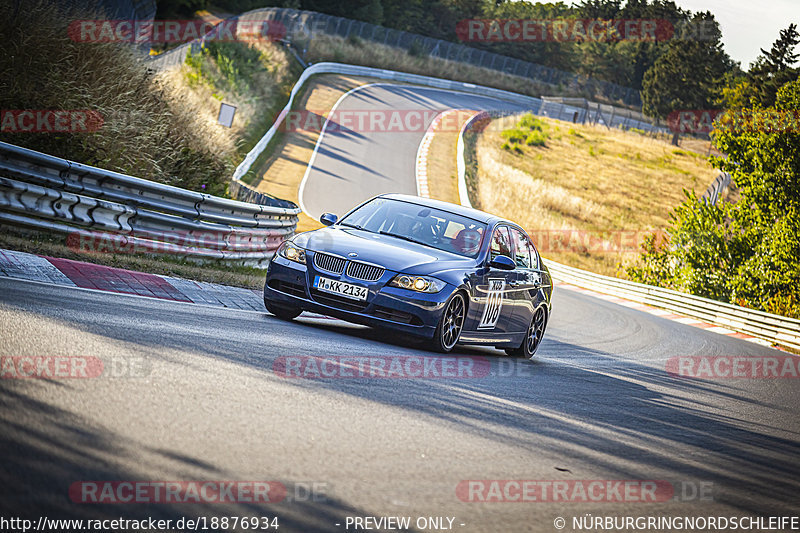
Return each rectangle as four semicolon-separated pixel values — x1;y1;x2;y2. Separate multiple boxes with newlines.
430;292;466;353
505;306;547;358
266;302;302;321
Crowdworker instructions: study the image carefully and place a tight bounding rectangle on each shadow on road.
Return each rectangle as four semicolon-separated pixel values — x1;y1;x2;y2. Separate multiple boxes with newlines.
1;279;799;526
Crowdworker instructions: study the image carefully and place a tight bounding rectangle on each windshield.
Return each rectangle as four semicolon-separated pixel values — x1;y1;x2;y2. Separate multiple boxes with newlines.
340;198;487;258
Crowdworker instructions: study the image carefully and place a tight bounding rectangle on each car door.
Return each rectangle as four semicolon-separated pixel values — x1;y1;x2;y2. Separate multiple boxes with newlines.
466;225;517;335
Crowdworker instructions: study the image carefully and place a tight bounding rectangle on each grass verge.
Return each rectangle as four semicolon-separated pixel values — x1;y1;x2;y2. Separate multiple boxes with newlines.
472;115;718;276
0;2;301;285
423;113;476;205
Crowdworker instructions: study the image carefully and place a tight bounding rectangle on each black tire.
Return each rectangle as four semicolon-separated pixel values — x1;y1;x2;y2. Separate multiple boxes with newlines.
505;306;547;358
266;302;302;321
430;292;466;353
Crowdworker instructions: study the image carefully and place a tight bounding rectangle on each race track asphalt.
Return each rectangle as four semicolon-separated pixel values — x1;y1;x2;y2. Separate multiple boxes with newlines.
1;84;798;533
1;276;797;532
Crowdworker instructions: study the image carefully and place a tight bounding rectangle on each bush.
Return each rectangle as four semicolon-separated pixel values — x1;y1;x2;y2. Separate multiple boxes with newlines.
626;77;800;319
525;130;547;146
500;113;550;150
501;128;528;144
197;41;271;96
518;113;544;131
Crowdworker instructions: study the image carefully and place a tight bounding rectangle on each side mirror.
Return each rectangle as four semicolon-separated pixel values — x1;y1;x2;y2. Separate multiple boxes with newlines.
489;254;516;270
320;213;338;226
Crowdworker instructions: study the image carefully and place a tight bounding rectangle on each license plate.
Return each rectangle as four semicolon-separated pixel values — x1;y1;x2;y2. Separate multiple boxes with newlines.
314;276;368;301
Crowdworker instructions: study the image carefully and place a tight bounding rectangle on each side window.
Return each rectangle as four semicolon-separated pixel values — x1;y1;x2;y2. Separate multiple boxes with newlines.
511;228;532;268
527;240;540;269
490;226;513;260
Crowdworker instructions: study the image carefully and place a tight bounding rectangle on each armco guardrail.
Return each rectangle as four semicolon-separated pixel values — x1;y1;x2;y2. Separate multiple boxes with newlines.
0;142;299;266
456;112;486;209
701;172;732;205
546;260;800;351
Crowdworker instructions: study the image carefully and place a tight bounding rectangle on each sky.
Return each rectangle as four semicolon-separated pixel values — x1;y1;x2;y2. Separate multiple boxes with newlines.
668;0;800;68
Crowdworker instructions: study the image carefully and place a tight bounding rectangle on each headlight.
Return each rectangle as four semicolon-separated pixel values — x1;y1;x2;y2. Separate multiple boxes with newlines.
278;241;306;264
389;274;446;293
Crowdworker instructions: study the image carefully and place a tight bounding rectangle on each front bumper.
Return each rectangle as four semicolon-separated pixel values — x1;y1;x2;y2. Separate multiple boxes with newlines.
263;255;451;339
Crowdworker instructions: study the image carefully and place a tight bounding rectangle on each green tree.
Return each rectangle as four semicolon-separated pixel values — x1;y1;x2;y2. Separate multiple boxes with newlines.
575;0;622;19
480;0;578;71
641;12;731;143
717;69;750;110
571;1;692;91
353;0;384;25
746;24;799;107
380;0;439;36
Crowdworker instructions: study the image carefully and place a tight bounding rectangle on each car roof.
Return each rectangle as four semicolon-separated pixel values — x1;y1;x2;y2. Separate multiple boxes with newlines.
377;193;509;226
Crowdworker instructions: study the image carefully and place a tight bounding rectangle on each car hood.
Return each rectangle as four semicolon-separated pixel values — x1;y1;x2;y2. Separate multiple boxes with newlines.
295;226;475;275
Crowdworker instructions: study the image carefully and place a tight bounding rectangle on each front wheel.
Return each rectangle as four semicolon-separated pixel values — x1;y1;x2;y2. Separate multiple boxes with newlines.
430;292;466;353
505;306;547;358
266;302;302;321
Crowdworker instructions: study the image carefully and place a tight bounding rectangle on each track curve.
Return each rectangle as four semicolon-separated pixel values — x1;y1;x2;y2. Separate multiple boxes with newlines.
298;84;530;219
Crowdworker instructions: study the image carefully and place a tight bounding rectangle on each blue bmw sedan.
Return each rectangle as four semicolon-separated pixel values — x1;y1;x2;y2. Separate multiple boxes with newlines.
264;194;552;356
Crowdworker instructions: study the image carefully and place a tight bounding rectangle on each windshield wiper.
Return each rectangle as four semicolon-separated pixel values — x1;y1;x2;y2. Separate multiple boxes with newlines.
340;222;367;231
379;231;428;248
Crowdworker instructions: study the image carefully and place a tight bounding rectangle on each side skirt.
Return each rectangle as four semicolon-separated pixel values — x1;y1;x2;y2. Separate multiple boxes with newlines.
458;330;525;347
